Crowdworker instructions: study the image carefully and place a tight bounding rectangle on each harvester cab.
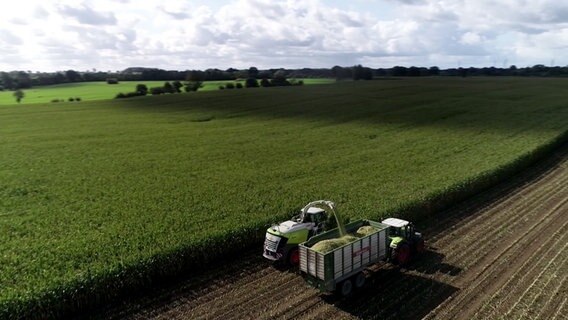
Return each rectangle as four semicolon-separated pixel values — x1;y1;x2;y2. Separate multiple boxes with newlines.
263;200;337;266
293;207;327;236
382;217;425;265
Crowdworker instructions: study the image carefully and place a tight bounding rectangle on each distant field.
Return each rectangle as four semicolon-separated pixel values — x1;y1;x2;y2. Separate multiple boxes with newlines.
1;78;567;318
0;78;334;105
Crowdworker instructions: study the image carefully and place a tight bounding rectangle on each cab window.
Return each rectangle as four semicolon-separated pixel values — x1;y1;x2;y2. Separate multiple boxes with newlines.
389;227;400;236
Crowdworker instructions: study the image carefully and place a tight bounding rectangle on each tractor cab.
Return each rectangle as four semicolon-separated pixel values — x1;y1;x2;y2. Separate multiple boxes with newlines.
382;217;425;265
382;217;415;239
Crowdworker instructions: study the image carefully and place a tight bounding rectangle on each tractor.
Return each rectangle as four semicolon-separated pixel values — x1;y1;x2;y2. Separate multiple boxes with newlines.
382;217;425;265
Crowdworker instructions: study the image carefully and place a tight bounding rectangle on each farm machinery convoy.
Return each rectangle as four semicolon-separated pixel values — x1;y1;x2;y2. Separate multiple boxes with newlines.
263;200;425;296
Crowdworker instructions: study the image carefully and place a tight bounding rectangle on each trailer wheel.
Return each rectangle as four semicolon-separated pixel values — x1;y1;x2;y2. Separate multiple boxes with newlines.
354;272;366;288
340;279;353;296
395;243;411;266
288;247;300;266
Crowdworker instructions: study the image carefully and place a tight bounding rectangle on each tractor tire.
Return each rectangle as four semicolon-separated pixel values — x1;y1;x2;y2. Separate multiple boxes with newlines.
415;238;425;254
395;243;411;266
340;279;353;296
288;247;300;267
354;272;366;288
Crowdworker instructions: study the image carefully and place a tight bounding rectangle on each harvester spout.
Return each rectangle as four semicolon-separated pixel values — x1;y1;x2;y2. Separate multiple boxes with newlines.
301;200;347;237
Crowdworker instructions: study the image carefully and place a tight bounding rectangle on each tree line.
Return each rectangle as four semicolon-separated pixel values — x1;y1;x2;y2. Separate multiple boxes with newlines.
115;80;202;99
1;64;568;91
114;71;306;100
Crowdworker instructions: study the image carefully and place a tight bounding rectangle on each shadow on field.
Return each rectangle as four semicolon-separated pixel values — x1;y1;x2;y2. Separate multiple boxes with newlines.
321;265;460;320
407;249;462;276
80;248;272;320
112;78;568;133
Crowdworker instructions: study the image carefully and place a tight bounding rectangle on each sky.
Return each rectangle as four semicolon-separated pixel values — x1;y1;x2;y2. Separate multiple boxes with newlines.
0;0;567;72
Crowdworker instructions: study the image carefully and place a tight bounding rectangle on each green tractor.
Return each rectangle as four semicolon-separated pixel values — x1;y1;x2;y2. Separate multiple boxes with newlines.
263;200;342;266
382;217;425;265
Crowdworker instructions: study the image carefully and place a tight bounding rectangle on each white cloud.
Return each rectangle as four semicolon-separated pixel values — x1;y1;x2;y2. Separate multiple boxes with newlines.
460;32;483;45
0;30;23;45
57;3;117;25
0;0;566;71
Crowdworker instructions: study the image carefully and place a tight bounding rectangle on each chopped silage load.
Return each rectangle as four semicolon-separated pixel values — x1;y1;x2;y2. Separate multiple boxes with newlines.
311;235;358;253
356;225;378;237
311;225;379;253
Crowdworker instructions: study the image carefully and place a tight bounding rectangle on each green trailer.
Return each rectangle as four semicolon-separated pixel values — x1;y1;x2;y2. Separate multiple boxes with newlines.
299;219;390;296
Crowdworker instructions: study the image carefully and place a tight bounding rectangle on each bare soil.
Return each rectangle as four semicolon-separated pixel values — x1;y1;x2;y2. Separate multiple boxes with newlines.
87;145;568;320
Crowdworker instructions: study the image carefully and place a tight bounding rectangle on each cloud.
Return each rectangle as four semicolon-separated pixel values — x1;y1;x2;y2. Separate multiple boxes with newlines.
0;29;23;45
388;0;426;4
67;25;137;50
58;3;117;25
34;5;49;19
403;0;568;33
0;0;566;71
460;32;483;45
159;4;190;20
9;18;28;25
104;0;558;68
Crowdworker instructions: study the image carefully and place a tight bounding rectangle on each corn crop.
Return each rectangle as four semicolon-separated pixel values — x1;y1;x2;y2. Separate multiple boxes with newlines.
0;77;567;318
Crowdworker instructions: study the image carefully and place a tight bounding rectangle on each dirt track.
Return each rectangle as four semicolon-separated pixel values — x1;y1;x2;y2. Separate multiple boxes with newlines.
90;146;568;320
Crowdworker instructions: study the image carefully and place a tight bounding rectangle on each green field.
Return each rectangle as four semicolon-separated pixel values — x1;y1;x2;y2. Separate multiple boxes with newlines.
0;78;333;105
1;78;568;317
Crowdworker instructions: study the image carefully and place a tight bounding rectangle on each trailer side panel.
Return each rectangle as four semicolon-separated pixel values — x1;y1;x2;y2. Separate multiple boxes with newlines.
300;219;390;292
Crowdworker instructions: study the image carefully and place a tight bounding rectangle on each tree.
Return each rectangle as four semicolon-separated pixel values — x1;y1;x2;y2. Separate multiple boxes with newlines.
1;72;15;90
135;84;148;95
65;70;82;82
172;80;183;93
186;70;206;82
331;66;352;80
163;81;175;93
270;70;290;86
289;79;304;86
352;65;373;80
150;87;165;95
184;81;203;92
260;78;271;87
248;67;259;79
428;66;440;76
245;78;259;88
13;89;24;103
391;66;407;76
14;72;32;89
408;66;421;77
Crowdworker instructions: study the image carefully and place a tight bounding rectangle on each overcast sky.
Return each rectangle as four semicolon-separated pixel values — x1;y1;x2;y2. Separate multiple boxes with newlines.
0;0;567;72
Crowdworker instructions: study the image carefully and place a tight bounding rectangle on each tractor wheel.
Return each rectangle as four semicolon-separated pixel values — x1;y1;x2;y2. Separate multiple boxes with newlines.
395;243;411;266
288;247;300;266
415;238;425;254
354;272;366;288
340;279;353;296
